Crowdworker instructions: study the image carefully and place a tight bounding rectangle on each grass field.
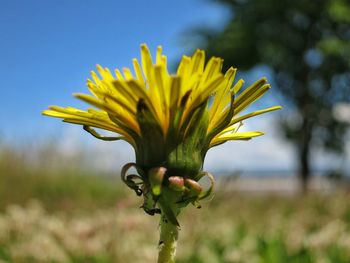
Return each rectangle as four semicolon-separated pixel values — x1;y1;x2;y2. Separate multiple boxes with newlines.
1;145;350;263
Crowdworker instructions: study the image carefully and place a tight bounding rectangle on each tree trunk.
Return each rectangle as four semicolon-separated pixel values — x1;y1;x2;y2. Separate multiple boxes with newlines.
298;116;312;194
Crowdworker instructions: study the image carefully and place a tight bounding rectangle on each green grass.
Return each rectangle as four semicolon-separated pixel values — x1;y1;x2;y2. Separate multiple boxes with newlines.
0;145;126;211
1;144;350;262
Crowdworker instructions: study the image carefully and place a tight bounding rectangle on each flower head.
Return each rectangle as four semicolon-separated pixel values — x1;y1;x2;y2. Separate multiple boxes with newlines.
43;44;280;224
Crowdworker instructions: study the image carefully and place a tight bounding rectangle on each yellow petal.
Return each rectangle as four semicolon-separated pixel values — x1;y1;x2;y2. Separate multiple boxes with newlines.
234;84;270;114
74;93;140;134
112;80;138;104
177;55;191;96
230;105;282;126
122;67;134;81
189;49;205;75
132;58;144;82
190;74;225;110
93;89;136;115
114;69;125;81
210;131;264;146
156;45;163;64
170;76;182;108
234;77;267;107
209;67;236;122
233;79;245;94
200;57;223;86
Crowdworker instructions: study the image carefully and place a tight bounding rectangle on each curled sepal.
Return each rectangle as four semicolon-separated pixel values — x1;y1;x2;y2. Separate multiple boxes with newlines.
121;162;143;196
198;171;215;201
142;186;161;216
83;125;123;141
168;176;185;192
148;167;167;196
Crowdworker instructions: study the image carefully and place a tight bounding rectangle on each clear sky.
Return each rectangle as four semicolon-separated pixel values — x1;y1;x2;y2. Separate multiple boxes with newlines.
0;0;228;140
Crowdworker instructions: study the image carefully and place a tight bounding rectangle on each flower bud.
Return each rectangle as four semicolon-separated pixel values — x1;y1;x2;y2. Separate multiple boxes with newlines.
148;167;166;196
184;179;202;196
168;176;185;192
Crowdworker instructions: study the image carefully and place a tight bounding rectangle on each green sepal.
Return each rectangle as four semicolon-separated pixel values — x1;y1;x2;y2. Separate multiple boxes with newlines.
166;99;209;178
142;187;161;216
136;99;165;168
167;90;192;142
176;195;198;207
182;99;209;149
83;125;123;141
179;98;208;138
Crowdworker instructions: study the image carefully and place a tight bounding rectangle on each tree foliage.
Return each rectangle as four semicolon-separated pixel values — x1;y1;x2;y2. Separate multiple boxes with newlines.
198;0;350;188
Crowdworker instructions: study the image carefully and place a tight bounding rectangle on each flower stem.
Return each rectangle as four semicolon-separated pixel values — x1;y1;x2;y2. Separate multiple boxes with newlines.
157;215;179;263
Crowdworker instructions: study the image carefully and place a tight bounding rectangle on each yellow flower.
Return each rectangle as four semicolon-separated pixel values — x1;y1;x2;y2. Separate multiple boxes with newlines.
43;44;280;223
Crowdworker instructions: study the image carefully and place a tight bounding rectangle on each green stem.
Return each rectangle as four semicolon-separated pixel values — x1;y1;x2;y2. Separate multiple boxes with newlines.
157;215;179;263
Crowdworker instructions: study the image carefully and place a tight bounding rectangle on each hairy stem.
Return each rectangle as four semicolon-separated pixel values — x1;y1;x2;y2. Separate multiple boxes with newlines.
157;216;179;263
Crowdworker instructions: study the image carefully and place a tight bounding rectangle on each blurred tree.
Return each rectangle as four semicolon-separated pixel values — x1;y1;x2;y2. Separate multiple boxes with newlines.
197;0;350;192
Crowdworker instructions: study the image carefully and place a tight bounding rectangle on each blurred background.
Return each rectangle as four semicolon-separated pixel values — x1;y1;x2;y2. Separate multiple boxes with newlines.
1;0;350;262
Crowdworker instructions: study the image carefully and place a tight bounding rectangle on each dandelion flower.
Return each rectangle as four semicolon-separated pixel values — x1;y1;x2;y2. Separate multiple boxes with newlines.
43;44;281;263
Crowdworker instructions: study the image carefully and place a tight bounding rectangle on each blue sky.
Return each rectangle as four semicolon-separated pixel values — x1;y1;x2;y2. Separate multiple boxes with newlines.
0;0;228;140
2;0;348;172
